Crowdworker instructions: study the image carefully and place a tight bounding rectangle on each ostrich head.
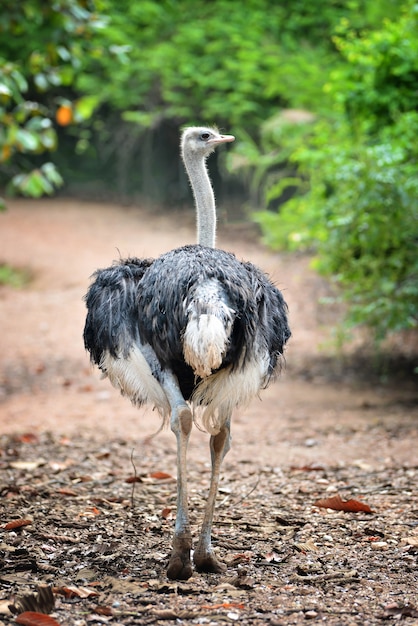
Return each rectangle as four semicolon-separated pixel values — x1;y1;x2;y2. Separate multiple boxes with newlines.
181;127;235;161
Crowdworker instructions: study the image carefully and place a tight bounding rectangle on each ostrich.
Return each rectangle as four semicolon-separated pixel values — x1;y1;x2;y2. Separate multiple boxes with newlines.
84;126;291;580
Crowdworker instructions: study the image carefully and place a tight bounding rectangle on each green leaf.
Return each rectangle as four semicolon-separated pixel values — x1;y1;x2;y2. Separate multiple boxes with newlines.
41;162;63;187
10;68;28;93
33;73;49;91
39;128;57;150
16;128;40;151
0;83;12;97
121;110;158;128
74;95;100;121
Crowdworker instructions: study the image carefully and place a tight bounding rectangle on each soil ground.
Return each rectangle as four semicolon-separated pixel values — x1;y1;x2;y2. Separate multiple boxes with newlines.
0;199;417;625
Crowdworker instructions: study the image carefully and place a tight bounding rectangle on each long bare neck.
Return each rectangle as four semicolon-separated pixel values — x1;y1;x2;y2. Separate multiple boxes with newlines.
183;153;216;248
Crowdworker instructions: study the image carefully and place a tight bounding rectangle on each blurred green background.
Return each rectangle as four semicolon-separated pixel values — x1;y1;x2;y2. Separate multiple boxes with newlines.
1;0;417;347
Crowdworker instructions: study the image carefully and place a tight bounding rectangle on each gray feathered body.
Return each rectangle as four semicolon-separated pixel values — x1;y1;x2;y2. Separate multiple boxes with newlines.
84;244;290;432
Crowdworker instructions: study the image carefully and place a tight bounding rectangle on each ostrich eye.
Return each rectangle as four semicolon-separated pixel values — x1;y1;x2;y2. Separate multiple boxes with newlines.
200;132;211;141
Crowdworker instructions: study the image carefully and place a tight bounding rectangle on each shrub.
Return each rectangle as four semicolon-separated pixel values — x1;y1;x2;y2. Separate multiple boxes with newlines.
253;2;418;341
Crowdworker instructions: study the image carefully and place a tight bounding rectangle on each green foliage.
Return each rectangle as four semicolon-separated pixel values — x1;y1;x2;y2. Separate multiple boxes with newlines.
254;2;418;341
100;0;400;129
80;3;263;129
302;117;417;339
0;0;105;90
10;162;64;198
0;59;61;207
1;0;397;203
54;0;350;200
330;4;418;128
0;0;395;202
0;0;102;205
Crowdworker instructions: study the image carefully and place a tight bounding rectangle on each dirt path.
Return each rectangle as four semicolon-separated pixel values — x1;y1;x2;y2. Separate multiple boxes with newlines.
0;199;417;625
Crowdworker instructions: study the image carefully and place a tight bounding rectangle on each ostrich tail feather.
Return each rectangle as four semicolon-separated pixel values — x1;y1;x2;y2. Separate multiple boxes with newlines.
183;313;229;378
182;279;234;378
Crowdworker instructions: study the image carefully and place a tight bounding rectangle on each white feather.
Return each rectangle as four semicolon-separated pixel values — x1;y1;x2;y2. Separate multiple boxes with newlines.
100;344;170;422
183;313;229;377
192;350;271;435
182;279;235;378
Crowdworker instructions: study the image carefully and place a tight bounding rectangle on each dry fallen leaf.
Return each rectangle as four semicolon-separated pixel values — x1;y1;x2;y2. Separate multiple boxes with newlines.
125;475;143;483
3;519;32;531
78;506;101;518
314;494;374;513
295;539;319;553
149;471;173;480
14;433;39;444
53;585;99;599
15;612;61;626
226;553;252;566
93;606;113;616
55;487;78;497
401;536;418;547
9;460;46;471
161;507;173;519
370;541;388;550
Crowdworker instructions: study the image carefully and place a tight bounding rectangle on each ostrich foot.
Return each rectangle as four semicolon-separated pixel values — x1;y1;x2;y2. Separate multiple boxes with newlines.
194;551;226;574
167;536;193;580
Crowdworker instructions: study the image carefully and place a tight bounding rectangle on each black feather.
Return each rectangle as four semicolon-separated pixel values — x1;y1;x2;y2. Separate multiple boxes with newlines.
83;258;153;365
137;244;290;384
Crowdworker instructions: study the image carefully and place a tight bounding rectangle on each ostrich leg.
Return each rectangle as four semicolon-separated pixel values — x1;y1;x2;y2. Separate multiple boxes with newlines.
162;372;194;581
194;415;231;573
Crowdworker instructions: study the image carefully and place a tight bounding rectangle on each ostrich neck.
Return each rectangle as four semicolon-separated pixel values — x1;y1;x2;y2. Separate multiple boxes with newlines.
183;154;216;248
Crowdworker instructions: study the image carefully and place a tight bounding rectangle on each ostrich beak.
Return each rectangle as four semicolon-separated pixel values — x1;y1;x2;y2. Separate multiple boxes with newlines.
209;134;235;146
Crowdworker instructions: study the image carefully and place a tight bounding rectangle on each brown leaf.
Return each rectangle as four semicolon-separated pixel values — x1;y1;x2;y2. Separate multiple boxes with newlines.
3;518;32;530
226;553;252;566
93;606;113;616
53;585;99;599
314;494;374;513
295;539;319;553
78;506;101;518
125;475;143;483
201;602;245;610
161;507;173;519
149;471;173;480
15;612;61;626
14;433;39;444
